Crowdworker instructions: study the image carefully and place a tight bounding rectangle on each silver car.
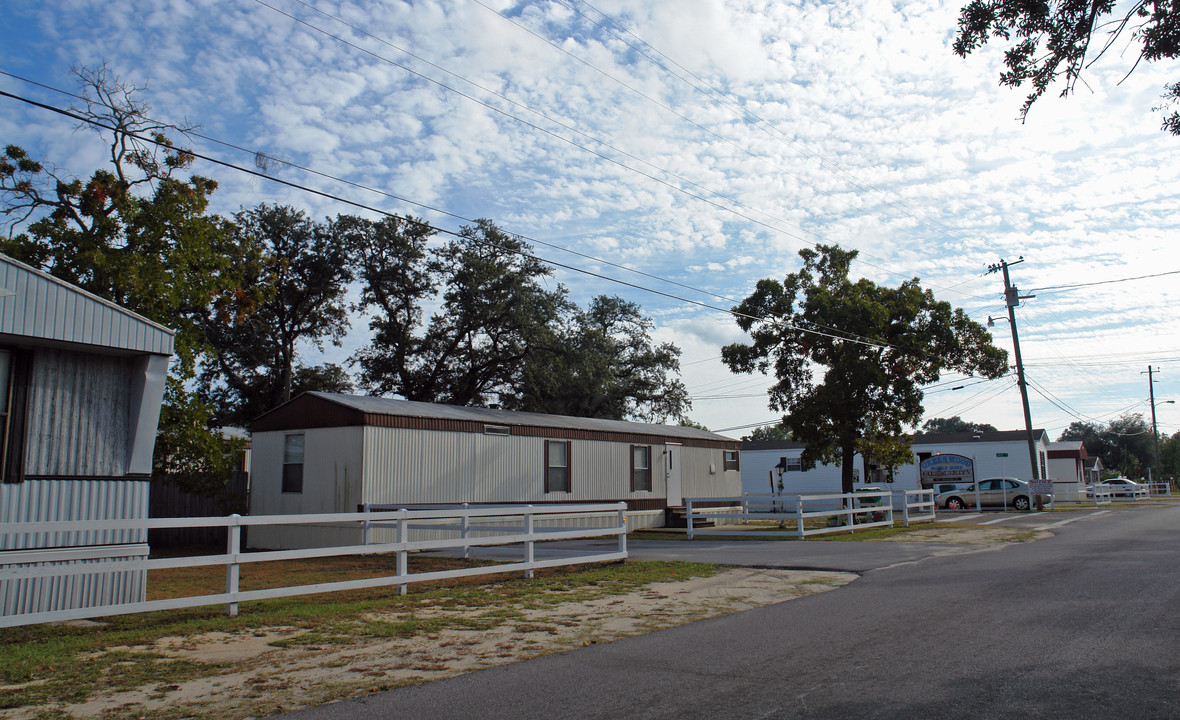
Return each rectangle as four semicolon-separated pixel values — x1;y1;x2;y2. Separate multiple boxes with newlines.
935;477;1034;511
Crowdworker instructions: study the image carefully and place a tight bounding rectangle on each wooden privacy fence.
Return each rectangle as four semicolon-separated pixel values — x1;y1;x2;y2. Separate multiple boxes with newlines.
0;503;628;629
684;490;937;539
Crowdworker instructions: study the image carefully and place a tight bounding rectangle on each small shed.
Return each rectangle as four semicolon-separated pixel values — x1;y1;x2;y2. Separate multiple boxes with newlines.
0;254;173;616
247;393;742;547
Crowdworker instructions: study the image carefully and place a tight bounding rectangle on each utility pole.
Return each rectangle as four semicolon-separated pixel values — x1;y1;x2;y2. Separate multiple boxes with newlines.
1145;365;1161;485
986;257;1039;481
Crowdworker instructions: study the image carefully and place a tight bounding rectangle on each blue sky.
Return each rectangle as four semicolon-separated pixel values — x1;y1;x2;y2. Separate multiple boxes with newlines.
2;0;1178;440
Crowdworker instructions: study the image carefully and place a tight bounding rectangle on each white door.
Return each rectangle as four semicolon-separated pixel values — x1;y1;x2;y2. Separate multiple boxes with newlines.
665;444;683;506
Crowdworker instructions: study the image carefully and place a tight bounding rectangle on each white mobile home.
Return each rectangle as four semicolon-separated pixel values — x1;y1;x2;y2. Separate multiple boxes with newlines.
0;254;173;616
741;430;1054;497
247;393;742;548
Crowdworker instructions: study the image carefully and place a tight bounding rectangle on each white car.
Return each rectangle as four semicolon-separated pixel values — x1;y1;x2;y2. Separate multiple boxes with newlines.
1086;478;1148;498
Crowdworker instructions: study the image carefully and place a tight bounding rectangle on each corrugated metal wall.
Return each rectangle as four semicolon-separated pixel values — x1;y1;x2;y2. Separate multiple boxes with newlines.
25;349;132;476
0;546;148;615
0;479;149;548
361;427;651;505
679;446;743;499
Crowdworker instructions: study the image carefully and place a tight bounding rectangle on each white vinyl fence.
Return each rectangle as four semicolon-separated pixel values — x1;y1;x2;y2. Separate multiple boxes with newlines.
684;490;936;539
0;503;627;629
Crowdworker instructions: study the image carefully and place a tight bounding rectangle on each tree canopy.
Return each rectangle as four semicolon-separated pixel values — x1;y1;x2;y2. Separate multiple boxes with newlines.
503;295;690;423
349;217;690;422
953;0;1180;134
198;204;353;426
722;244;1009;492
0;65;250;495
1059;413;1155;478
920;416;999;434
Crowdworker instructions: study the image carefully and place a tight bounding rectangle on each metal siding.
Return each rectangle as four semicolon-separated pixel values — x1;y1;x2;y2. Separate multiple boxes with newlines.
0;479;149;549
361;427;648;505
26;349;131;476
0;547;148;616
680;446;743;498
0;256;173;355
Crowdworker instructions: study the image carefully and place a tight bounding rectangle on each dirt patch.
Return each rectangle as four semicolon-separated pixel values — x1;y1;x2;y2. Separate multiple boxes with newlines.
6;568;854;720
879;525;1049;545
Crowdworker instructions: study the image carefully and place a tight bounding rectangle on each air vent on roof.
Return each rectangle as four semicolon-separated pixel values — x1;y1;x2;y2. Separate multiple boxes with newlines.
484;424;511;436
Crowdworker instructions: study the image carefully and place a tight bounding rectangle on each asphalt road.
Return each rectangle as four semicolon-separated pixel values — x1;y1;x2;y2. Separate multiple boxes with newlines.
282;505;1180;719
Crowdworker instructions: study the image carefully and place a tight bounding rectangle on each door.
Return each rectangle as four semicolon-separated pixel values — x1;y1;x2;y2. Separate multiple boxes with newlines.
665;444;682;506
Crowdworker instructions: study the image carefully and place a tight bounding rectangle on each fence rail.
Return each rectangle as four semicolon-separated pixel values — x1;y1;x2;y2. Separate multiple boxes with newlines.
683;490;936;539
0;503;627;628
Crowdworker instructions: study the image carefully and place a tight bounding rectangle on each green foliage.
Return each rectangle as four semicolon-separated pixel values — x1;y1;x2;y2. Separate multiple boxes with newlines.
153;379;248;507
199;204;353;426
0;65;250;497
351;219;689;421
921;416;999;434
504;295;691;423
953;0;1180;134
743;424;792;442
722;244;1009;492
353;218;567;406
1059;413;1155;478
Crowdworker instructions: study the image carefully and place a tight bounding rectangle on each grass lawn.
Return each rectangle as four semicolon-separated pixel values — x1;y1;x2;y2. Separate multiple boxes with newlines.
0;556;716;712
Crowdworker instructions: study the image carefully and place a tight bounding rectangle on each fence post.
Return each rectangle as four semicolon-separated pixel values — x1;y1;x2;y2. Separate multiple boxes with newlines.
225;514;241;617
795;495;805;539
397;509;408;596
525;506;535;579
686;498;694;539
361;503;371;547
617;503;627;557
461;502;470;560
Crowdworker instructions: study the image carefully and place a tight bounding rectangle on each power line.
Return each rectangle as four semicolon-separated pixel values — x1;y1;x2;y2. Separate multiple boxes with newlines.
1028;269;1180;295
467;0;977;297
0;86;906;355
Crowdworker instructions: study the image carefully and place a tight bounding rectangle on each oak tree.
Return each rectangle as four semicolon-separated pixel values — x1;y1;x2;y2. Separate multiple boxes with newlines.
722;245;1009;493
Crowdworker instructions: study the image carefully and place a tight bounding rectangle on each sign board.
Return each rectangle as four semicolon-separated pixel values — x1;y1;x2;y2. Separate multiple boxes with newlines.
1028;479;1054;495
919;454;974;489
996;452;1009;457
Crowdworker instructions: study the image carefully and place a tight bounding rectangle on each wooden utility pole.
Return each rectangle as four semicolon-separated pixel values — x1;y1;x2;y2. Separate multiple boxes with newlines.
987;257;1039;481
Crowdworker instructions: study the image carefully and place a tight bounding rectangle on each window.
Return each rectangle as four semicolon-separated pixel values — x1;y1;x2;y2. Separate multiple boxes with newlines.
0;348;29;485
723;450;740;471
631;445;652;492
484;424;510;436
545;440;570;493
282;434;305;493
786;457;802;472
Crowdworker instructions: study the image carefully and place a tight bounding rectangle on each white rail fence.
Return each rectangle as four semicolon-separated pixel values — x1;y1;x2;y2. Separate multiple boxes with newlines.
684;490;936;539
0;503;628;629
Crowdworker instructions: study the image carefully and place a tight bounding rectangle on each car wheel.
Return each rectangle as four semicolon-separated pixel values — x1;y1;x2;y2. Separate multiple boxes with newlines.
1013;495;1030;511
946;497;965;510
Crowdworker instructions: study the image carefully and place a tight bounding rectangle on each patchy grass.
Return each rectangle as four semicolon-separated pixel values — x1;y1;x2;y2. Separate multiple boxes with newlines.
0;557;715;711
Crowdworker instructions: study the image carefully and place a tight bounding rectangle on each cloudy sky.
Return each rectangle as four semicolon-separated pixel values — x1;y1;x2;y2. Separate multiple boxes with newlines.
2;0;1178;440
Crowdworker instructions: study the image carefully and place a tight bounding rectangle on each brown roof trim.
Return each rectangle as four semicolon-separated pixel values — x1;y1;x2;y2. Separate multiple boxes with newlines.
251;394;739;449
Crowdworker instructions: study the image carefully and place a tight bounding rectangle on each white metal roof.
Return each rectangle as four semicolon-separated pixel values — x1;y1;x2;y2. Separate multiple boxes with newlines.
0;254;174;356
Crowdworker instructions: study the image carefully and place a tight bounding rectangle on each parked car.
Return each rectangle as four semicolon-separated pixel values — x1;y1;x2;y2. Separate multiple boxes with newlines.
935;477;1034;511
1085;477;1148;498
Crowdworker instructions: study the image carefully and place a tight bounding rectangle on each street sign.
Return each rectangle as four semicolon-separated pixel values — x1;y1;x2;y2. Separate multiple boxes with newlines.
995;452;1009;457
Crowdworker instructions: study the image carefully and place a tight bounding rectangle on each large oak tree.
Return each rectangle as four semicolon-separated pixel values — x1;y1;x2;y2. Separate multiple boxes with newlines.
722;245;1009;493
